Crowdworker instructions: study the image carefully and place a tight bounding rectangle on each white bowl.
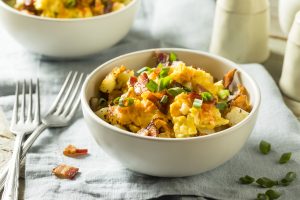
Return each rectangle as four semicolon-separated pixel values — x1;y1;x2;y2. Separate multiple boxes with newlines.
81;48;261;177
0;0;139;58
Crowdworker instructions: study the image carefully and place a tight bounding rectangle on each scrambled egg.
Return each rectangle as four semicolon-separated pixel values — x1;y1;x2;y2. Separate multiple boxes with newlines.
92;52;251;138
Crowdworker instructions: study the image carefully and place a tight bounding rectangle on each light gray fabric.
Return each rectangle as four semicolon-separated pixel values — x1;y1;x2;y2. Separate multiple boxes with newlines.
0;0;299;199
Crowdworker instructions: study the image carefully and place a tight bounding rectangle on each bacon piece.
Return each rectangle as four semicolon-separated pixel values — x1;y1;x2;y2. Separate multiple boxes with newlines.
137;118;173;137
223;69;237;88
63;145;88;157
134;73;149;95
155;52;169;64
129;76;138;87
52;164;79;179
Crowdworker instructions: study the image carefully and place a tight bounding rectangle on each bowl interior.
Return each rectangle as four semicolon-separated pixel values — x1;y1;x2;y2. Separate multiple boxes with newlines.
83;48;260;138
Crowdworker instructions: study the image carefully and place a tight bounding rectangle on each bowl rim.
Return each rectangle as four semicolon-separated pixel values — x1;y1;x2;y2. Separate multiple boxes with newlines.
81;48;261;142
0;0;138;22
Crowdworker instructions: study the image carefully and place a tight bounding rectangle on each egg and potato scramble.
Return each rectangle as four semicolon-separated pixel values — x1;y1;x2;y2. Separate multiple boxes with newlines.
90;52;252;138
6;0;131;18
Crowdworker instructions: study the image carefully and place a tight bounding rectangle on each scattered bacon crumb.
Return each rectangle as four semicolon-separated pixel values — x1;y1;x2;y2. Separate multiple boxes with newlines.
52;164;79;179
223;69;237;88
63;145;88;157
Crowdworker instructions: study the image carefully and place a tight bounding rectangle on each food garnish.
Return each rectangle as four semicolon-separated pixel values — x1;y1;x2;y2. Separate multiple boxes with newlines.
63;145;88;157
239;175;255;184
259;140;271;155
280;172;296;186
52;164;79;179
279;152;292;164
256;177;278;188
91;52;252;138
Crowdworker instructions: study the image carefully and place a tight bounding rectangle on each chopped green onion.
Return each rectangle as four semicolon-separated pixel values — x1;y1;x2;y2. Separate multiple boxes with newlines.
65;0;76;8
239;175;255;184
259;140;271;155
265;189;281;199
137;66;152;75
257;193;270;200
256;177;278;188
167;87;185;97
113;97;121;105
201;92;213;101
193;99;203;108
158;76;172;91
157;63;164;68
160;95;169;104
146;80;158;92
184;87;192;92
169;52;177;62
218;89;230;99
281;172;296;186
279;152;292;164
159;67;170;78
216;102;228;111
119;97;134;107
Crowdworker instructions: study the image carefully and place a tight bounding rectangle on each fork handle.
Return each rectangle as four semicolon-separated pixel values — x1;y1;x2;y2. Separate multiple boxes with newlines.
1;132;26;200
0;124;48;192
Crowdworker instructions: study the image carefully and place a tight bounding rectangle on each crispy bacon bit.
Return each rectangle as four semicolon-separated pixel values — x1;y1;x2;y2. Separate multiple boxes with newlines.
223;69;237;88
155;52;169;64
230;84;251;112
129;76;138;87
52;164;79;179
137;118;172;137
188;92;201;101
63;145;88;157
134;73;149;95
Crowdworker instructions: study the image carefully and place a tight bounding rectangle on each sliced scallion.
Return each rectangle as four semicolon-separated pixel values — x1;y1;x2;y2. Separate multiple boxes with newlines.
160;95;169;104
146;80;158;92
137;66;152;75
201;92;213;101
259;140;271;155
216;102;228;111
279;152;292;164
167;87;185;97
218;89;230;99
193;99;203;108
119;97;134;107
169;52;177;62
159;67;170;78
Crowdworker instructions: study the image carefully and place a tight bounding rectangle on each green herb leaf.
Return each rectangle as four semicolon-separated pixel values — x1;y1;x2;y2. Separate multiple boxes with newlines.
256;177;278;188
169;52;177;62
218;89;230;99
65;0;76;8
119;97;134;107
160;95;169;104
216;102;228;111
259;140;271;154
167;87;185;97
239;175;255;184
201;92;213;101
146;80;158;92
265;189;281;199
137;66;152;75
159;67;170;78
193;99;203;108
257;193;270;200
281;171;296;186
279;152;292;164
113;97;121;105
158;76;172;91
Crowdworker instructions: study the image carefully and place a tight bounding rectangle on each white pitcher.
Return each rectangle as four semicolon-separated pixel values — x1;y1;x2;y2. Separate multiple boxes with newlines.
209;0;270;63
279;11;300;102
278;0;300;35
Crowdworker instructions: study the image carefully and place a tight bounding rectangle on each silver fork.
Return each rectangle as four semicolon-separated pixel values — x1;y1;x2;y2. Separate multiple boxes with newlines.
0;71;85;193
2;79;41;200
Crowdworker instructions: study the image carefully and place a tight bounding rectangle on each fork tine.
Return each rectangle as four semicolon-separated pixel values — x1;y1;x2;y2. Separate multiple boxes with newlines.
66;92;81;119
26;79;33;122
62;73;85;116
20;80;26;123
11;82;19;125
55;71;78;115
48;71;72;114
34;78;41;124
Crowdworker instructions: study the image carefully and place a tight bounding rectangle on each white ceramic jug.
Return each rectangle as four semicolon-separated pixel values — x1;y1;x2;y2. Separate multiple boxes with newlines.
278;0;300;35
279;11;300;102
210;0;270;63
